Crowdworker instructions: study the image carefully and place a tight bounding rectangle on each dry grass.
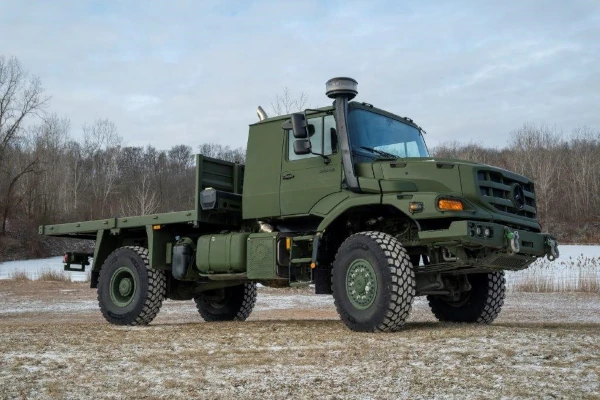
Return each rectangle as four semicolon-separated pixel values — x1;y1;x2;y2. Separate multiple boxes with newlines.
580;268;600;292
511;254;600;293
5;268;89;283
38;269;71;282
9;271;30;281
512;270;600;293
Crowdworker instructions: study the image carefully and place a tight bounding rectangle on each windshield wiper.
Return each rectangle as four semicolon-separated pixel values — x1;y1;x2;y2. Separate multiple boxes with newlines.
359;146;398;160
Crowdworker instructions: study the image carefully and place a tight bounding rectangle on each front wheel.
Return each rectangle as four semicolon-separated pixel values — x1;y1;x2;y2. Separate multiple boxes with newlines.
97;246;166;325
332;231;416;332
427;271;506;323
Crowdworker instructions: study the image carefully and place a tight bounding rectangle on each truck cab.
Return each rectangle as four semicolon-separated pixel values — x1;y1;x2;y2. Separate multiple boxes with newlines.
244;102;431;219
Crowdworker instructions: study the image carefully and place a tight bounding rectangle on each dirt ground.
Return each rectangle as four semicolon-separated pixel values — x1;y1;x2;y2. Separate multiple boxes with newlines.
0;281;599;399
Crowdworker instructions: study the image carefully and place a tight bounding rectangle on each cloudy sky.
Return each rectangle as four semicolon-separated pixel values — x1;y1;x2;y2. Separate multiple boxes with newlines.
1;0;598;150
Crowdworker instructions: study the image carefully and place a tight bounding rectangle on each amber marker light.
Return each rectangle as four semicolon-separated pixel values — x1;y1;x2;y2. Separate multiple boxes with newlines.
409;202;424;213
438;199;464;211
152;225;161;230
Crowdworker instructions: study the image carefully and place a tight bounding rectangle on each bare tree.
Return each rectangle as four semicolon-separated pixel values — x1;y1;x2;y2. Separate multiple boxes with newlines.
27;115;71;221
166;145;195;211
0;56;49;234
566;126;600;222
120;174;159;216
0;151;41;234
83;119;122;218
198;143;246;163
270;87;308;116
508;123;564;226
83;118;121;153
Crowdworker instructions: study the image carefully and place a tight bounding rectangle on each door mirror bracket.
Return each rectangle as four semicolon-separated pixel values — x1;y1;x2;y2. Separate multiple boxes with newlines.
319;154;331;164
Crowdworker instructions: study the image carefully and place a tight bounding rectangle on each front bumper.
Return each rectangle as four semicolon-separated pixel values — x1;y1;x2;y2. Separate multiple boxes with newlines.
418;220;559;265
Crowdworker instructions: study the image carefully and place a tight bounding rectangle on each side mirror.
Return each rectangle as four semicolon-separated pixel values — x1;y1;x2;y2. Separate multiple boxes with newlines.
291;113;308;138
293;139;311;155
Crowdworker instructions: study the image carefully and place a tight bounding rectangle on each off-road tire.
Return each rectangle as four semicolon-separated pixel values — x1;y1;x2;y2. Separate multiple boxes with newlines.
97;246;166;325
332;231;416;332
194;283;257;321
427;271;505;323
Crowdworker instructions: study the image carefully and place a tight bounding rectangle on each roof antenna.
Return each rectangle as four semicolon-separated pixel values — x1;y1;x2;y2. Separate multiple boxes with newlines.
256;106;268;121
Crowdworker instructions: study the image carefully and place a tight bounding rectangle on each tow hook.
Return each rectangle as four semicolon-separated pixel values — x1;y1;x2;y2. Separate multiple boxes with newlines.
506;230;520;255
546;237;559;261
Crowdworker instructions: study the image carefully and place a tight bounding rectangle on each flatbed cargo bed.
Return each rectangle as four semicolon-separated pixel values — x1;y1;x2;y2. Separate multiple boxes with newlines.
38;210;198;239
38;154;245;240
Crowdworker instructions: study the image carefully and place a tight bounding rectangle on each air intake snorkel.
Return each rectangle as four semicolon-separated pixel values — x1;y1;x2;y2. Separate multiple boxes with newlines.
326;77;360;191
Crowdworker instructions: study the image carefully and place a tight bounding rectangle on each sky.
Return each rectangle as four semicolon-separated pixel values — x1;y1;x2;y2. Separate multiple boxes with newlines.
1;0;598;150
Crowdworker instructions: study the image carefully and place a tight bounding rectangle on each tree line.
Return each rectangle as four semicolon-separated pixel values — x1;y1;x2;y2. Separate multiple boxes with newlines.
0;56;245;239
1;55;599;253
1;113;246;231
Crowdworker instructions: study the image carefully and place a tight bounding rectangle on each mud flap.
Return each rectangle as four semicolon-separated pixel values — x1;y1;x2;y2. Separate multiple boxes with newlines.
314;266;332;294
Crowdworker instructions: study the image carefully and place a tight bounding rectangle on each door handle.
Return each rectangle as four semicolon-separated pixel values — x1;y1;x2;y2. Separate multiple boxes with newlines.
282;172;295;180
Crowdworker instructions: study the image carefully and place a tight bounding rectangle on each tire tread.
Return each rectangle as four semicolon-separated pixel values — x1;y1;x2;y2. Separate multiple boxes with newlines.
332;231;416;332
97;246;166;326
428;271;505;324
194;283;257;322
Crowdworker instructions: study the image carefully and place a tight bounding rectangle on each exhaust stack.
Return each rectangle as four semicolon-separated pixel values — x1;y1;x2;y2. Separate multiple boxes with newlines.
326;77;360;192
256;106;268;121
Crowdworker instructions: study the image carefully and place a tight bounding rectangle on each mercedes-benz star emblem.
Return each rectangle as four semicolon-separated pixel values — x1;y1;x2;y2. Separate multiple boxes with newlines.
511;183;525;209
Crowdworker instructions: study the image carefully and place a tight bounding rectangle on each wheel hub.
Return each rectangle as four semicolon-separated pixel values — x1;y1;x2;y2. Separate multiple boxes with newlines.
346;259;377;310
110;267;137;307
119;278;133;296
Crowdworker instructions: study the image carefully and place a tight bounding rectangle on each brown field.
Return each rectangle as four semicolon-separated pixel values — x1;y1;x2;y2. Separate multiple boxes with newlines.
0;281;599;399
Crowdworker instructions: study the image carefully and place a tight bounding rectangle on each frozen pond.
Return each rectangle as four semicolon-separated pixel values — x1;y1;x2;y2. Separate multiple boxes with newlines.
0;256;89;282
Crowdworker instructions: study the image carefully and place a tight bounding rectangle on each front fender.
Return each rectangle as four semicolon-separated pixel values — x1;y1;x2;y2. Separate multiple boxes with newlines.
309;192;350;217
314;193;383;231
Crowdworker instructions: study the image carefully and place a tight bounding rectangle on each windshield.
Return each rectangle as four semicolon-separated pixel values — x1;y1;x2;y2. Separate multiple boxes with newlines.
348;108;429;161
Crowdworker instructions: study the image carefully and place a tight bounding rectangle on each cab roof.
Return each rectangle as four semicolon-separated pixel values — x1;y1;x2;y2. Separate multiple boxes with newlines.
250;102;421;130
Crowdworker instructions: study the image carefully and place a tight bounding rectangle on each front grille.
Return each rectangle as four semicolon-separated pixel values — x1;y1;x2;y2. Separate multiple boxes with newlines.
477;169;537;219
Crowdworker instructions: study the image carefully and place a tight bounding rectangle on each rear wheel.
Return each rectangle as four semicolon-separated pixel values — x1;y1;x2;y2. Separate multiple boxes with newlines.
427;271;505;323
332;231;415;332
194;283;257;321
97;246;166;325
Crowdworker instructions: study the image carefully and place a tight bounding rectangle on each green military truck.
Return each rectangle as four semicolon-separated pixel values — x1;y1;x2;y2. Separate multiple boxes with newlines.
40;78;559;332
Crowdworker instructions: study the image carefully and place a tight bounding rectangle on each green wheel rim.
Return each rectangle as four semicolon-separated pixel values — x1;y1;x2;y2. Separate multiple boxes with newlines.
109;267;137;307
346;258;378;310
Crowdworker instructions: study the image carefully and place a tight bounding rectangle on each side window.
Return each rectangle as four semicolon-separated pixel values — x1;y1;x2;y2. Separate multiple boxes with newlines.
323;115;337;155
288;115;337;161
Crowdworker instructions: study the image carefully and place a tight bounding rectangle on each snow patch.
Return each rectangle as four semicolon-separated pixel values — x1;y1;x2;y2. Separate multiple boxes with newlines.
0;256;89;282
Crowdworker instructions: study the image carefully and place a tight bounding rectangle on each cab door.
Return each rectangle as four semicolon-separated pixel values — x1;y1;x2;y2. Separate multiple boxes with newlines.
280;115;342;216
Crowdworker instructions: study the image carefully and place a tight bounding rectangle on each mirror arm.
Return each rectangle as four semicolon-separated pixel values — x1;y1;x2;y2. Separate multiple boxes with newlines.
304;108;334;117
